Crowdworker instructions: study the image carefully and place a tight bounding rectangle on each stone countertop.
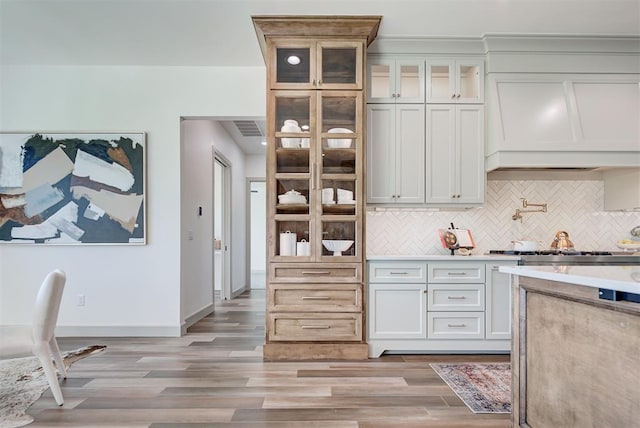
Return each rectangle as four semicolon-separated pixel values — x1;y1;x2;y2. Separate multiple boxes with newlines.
499;265;640;294
367;254;521;261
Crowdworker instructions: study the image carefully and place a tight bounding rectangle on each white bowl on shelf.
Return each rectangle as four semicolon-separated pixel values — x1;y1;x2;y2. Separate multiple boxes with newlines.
322;239;354;256
327;128;353;148
278;190;306;205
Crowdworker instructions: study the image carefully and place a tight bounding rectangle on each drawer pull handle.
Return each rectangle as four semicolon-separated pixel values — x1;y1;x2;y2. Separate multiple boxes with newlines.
447;272;467;276
301;296;330;300
301;325;330;329
447;323;467;328
302;271;331;275
447;296;467;300
389;271;408;275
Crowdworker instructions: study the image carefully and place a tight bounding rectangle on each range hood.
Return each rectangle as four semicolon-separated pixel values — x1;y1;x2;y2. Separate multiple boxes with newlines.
483;34;640;172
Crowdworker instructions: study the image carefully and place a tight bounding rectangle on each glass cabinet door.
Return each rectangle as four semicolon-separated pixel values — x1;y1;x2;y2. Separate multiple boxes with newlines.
270;40;362;90
318;41;362;90
427;59;484;103
271;91;315;260
456;60;483;103
396;61;424;102
270;40;315;89
427;60;455;103
367;58;424;103
317;91;361;261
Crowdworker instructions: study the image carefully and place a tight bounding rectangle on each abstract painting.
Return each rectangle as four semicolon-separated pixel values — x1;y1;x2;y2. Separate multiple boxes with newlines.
0;132;145;244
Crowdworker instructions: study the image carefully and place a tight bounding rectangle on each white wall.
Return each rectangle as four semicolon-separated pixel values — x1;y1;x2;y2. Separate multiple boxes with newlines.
0;65;265;335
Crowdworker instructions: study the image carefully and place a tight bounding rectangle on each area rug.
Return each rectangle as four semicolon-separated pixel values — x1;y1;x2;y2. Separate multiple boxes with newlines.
0;345;106;428
430;362;511;413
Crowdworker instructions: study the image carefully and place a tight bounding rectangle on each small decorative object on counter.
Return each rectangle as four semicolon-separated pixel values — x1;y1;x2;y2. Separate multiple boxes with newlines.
438;223;475;255
550;230;574;250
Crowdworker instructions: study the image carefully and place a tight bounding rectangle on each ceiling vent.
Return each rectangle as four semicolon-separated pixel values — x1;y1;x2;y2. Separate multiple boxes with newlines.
233;120;264;137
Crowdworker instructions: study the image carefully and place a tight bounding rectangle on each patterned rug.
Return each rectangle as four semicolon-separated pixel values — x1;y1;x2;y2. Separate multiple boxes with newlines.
0;345;106;428
430;362;511;413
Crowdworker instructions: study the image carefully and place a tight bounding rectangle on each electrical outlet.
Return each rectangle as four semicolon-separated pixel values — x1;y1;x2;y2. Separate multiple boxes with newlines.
77;294;85;306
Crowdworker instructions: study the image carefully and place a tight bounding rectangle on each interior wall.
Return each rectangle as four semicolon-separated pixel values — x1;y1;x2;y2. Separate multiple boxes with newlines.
0;65;265;335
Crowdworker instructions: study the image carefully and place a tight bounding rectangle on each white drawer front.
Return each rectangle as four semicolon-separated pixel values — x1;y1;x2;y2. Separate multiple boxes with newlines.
369;262;428;283
428;283;485;311
428;263;485;283
427;312;485;339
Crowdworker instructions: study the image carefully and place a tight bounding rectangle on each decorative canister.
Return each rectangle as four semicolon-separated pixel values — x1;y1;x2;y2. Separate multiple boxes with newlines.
279;231;297;256
296;239;310;256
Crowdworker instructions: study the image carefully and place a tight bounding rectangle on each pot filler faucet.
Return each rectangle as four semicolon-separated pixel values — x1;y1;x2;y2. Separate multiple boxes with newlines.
512;198;547;222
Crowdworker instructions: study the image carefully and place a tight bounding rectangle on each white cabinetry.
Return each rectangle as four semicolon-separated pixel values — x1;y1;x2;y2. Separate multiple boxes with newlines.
367;56;425;103
368;262;427;340
486;74;640;170
367;259;514;357
485;262;517;339
426;105;484;205
366;104;425;204
426;58;484;104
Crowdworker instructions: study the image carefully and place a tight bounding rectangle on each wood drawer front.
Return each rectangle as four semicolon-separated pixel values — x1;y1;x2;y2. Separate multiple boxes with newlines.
268;313;363;342
428;263;485;283
270;263;361;283
427;283;485;311
427;312;485;339
269;284;361;312
368;262;428;283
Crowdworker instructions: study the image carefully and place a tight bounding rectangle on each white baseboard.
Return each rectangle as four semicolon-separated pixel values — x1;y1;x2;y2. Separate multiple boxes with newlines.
56;325;182;337
180;303;215;335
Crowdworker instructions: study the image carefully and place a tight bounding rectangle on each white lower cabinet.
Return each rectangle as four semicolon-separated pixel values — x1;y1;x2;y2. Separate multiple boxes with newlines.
369;283;427;339
427;311;485;339
485;262;517;339
367;260;515;357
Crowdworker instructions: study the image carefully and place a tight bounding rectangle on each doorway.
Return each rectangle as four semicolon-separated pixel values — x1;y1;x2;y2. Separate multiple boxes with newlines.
214;155;232;301
248;180;266;289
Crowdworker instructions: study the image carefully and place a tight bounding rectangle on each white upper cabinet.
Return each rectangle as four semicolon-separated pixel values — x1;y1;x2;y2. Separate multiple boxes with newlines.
367;56;425;103
426;59;484;104
426;105;485;205
367;104;425;204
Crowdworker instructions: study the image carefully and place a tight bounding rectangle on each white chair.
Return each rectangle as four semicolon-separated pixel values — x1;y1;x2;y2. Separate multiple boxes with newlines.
0;269;67;406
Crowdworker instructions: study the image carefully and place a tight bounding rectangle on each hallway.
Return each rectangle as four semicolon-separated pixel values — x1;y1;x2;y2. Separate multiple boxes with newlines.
29;291;509;427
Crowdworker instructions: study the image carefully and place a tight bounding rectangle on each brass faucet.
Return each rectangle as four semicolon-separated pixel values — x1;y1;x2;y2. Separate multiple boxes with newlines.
512;198;547;222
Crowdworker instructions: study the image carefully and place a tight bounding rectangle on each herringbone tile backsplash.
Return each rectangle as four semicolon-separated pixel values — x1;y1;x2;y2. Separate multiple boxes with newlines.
366;180;640;255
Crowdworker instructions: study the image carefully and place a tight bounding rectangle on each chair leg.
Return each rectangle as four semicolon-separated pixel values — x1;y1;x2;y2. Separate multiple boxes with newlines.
50;337;67;378
33;342;64;406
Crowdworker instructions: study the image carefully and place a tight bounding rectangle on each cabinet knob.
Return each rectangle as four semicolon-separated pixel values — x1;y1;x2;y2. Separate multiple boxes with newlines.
451;93;456;99
318;80;322;86
457;94;461;98
312;79;316;86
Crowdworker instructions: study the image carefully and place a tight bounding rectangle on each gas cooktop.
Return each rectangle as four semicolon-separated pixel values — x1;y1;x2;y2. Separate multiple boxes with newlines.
489;250;640;265
489;250;613;256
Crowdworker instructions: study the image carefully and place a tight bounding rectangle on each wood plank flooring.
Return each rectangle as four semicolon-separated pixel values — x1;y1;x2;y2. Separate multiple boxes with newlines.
27;290;510;427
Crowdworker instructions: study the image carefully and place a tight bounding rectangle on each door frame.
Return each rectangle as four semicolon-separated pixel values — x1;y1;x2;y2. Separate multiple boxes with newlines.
214;153;232;301
246;178;267;290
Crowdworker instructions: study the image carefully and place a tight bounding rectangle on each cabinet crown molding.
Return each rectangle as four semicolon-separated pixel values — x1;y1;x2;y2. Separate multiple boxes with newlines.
482;33;640;54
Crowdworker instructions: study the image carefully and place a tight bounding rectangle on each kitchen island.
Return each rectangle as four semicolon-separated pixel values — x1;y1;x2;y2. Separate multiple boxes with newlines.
500;265;640;428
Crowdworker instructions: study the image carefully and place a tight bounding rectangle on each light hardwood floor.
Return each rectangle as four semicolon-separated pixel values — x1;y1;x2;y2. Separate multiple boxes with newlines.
28;290;510;427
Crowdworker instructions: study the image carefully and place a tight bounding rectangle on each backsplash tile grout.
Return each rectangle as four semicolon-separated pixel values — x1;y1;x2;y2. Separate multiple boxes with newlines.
366;180;640;255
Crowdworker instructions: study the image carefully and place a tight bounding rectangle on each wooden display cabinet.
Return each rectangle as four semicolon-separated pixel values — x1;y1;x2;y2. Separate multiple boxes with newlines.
253;15;381;360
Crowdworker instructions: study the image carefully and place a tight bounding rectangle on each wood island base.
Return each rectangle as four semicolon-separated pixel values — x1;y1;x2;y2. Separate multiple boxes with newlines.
512;276;640;428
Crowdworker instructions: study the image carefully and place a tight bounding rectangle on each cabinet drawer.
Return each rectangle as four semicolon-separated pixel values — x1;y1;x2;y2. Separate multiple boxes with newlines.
269;284;361;312
428;263;485;283
427;312;485;339
267;313;363;342
270;263;361;283
428;283;485;311
368;262;428;283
